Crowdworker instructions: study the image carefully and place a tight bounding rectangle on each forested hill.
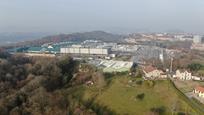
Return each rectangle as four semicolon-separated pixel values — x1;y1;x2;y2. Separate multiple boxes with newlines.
10;31;124;47
43;31;123;42
0;53;113;115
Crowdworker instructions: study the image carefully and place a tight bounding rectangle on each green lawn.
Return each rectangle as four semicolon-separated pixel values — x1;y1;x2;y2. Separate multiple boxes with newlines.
198;69;204;75
81;76;200;115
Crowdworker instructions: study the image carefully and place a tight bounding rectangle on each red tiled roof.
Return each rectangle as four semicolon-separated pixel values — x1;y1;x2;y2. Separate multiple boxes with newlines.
143;66;157;73
195;86;204;93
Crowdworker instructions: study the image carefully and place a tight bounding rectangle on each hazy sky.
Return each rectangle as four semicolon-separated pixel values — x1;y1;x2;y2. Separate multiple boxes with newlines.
1;0;204;34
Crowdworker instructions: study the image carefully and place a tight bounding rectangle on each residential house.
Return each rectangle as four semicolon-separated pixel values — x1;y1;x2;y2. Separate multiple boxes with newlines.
175;70;192;80
194;86;204;98
143;66;166;79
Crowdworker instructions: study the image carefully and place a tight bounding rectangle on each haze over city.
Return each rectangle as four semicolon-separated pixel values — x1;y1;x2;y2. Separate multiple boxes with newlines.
1;1;204;115
1;0;204;34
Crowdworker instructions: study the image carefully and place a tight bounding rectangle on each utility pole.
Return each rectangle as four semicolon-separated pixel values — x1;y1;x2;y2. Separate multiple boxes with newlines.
170;57;173;73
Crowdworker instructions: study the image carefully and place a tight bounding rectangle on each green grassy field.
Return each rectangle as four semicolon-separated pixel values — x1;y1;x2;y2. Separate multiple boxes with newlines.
79;76;201;115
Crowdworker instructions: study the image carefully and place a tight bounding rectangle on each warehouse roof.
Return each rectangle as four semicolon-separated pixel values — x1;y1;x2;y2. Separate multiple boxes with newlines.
89;59;133;73
27;46;60;53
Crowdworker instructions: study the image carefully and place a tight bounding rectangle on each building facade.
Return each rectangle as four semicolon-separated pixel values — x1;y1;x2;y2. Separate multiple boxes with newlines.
193;35;202;44
143;66;166;79
194;86;204;98
60;47;110;55
175;70;192;80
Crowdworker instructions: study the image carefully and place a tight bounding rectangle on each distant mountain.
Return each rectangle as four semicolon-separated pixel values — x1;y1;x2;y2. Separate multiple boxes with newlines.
12;31;124;47
0;32;48;46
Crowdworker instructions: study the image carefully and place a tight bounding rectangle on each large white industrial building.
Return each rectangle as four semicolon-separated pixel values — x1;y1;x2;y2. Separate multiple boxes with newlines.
60;47;110;55
193;35;202;44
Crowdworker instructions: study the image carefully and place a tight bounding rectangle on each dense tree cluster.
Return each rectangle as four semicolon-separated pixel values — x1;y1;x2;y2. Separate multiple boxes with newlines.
188;63;204;71
0;53;110;115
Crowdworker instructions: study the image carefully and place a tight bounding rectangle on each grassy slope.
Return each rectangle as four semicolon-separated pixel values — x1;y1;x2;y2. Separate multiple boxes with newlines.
82;76;200;115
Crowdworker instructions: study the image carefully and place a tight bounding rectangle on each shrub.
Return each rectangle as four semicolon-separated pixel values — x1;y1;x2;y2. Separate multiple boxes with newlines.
150;106;166;115
144;80;155;88
177;112;185;115
136;93;145;100
136;80;143;85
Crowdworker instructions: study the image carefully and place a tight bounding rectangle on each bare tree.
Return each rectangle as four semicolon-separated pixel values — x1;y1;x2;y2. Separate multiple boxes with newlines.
92;72;106;94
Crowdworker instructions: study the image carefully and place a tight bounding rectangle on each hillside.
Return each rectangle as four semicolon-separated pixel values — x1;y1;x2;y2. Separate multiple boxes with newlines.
0;53;202;115
41;31;123;43
81;76;201;115
9;31;124;48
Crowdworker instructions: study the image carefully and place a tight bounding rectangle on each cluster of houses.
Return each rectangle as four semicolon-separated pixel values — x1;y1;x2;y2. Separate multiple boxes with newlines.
142;65;204;99
142;65;203;81
173;70;203;81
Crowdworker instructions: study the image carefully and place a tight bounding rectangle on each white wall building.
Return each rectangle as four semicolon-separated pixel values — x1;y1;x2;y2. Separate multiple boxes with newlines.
143;66;167;79
60;47;110;55
194;86;204;98
193;35;202;44
175;70;192;80
192;76;202;81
